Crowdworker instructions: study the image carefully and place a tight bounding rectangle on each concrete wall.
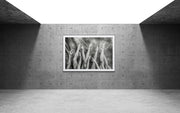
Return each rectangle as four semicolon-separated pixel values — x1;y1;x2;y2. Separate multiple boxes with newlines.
0;24;40;88
140;24;180;88
1;24;180;89
0;0;38;23
142;0;180;24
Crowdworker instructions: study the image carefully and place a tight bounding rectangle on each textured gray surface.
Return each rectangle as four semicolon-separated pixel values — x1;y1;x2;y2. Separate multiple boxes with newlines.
140;24;180;88
141;0;180;24
0;0;38;23
27;24;153;88
0;24;153;88
0;90;180;113
1;24;180;89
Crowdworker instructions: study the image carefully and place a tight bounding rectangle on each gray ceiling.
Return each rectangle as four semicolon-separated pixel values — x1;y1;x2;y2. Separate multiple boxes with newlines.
0;0;39;24
0;0;179;24
141;0;180;24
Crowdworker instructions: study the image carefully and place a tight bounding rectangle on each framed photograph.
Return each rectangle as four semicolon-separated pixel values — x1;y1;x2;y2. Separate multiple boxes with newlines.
63;35;115;71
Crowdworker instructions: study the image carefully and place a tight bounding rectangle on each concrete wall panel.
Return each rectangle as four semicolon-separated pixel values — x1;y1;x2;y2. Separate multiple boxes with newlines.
1;24;179;89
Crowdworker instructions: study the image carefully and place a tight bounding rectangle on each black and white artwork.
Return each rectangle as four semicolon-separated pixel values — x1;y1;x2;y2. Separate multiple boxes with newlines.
63;35;115;71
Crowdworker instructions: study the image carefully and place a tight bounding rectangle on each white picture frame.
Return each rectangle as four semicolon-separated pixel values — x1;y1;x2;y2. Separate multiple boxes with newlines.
63;35;115;71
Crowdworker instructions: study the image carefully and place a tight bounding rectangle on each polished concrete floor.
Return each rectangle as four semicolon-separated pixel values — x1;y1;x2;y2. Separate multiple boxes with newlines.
0;90;180;113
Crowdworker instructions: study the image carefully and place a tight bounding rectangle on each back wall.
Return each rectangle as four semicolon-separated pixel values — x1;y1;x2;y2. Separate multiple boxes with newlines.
1;24;180;89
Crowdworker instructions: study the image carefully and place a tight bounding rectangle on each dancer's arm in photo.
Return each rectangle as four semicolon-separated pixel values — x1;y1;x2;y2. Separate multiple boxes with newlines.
100;43;105;69
67;50;73;69
104;55;111;69
73;44;81;69
86;56;91;69
77;52;82;69
92;58;100;69
85;43;92;62
91;46;98;69
81;46;86;69
82;43;92;68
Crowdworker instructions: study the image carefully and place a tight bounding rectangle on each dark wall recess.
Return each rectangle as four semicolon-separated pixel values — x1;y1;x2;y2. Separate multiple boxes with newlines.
0;24;40;88
140;24;180;88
